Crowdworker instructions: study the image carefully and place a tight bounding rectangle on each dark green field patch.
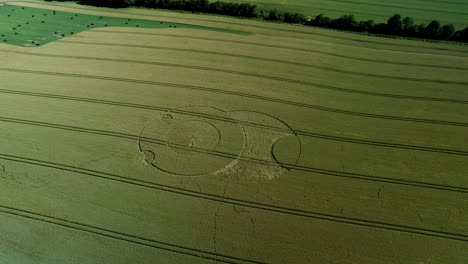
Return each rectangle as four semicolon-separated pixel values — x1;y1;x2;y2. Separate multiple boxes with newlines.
0;4;246;47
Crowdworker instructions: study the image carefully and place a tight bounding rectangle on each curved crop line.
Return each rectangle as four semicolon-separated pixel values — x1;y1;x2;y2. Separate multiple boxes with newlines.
2;67;468;128
60;39;468;71
0;88;466;157
0;153;467;242
0;206;260;264
3;49;465;91
0;115;467;194
11;0;468;55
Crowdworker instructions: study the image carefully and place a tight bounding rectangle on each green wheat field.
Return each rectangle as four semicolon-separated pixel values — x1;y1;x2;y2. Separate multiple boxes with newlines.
0;0;467;263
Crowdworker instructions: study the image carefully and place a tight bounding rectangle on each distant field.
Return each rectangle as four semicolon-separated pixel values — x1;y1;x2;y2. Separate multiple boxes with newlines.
229;0;468;28
1;0;468;263
0;4;242;46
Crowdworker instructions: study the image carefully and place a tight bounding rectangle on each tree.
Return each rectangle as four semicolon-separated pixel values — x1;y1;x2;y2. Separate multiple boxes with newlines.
402;16;414;30
400;17;415;36
238;3;257;18
283;12;307;24
415;23;426;38
307;14;332;27
439;24;455;40
424;20;441;39
357;19;375;32
208;1;224;13
453;27;468;42
369;23;388;34
265;9;282;21
331;15;358;31
191;0;209;12
387;14;402;34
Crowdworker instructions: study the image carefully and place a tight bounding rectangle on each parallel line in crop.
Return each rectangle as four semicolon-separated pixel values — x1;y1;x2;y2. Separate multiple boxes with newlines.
90;29;468;59
0;205;261;264
256;32;468;56
0;88;467;157
1;152;467;241
11;1;468;55
316;0;468;15
2;67;468;129
2;49;464;87
380;0;468;5
0;115;467;194
62;38;468;71
1;88;467;158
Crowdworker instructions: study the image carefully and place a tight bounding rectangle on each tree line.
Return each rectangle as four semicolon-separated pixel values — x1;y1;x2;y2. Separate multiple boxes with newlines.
46;0;468;43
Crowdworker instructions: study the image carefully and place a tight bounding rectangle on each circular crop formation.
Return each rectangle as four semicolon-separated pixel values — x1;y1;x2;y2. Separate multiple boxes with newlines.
139;106;301;180
139;106;245;176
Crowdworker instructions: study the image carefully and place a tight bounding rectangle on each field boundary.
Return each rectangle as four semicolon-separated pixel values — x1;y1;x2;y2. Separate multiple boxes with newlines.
7;1;468;54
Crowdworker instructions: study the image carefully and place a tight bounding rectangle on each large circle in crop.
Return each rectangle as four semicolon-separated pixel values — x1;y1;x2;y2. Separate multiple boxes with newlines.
139;106;245;176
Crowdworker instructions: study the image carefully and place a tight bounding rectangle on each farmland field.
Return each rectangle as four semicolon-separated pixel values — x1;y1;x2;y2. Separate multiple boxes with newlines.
228;0;468;28
0;0;468;263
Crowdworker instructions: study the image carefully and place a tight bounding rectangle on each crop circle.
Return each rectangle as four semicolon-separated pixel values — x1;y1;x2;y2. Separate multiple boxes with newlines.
139;106;245;176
